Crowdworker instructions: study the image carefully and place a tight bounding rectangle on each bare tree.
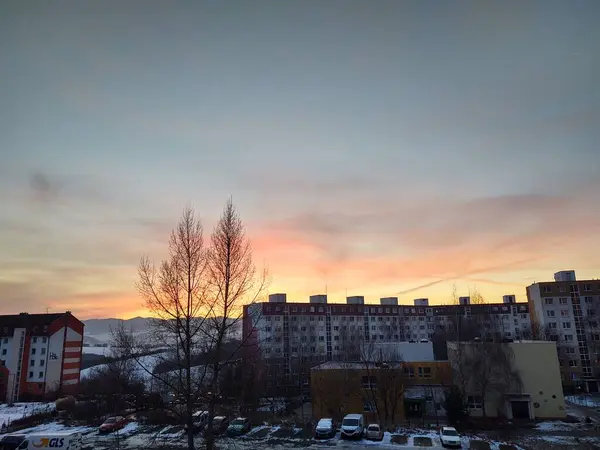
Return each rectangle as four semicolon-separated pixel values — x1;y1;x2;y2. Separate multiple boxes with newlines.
360;342;407;427
202;199;268;450
468;286;486;305
450;341;522;418
120;201;267;450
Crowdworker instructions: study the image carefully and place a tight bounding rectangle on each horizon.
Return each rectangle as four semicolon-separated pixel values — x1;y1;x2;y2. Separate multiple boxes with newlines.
1;1;599;320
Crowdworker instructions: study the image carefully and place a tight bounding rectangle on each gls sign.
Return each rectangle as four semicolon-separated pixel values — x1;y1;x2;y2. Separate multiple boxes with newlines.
32;437;65;448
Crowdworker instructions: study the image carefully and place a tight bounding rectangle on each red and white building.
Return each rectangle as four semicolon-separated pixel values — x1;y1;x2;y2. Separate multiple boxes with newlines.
0;312;84;402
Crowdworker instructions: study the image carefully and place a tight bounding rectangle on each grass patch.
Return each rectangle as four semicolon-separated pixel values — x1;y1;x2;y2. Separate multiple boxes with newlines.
391;434;408;445
469;440;491;450
413;436;433;447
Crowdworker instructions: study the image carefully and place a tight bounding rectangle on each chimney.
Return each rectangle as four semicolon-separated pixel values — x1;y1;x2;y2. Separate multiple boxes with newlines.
268;293;287;303
554;270;576;282
380;297;398;306
502;295;516;304
414;298;429;306
309;294;327;304
459;296;470;305
346;296;365;305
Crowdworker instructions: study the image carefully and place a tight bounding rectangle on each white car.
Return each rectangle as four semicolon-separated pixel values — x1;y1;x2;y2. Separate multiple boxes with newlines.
439;426;461;448
365;423;384;441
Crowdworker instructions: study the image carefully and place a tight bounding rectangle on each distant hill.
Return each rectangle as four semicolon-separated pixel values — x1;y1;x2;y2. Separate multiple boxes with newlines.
82;316;241;346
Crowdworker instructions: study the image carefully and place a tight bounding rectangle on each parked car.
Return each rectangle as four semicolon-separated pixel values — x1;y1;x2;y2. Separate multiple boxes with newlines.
340;414;364;439
365;423;384;441
208;416;230;435
99;416;127;433
439;426;462;448
227;417;251;435
184;410;208;433
314;418;336;438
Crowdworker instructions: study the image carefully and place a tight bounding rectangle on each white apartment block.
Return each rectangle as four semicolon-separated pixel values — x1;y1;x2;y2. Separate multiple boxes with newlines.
527;270;600;392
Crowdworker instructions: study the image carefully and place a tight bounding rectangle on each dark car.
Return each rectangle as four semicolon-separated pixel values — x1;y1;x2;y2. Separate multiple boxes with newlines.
207;416;230;435
99;416;127;433
0;434;26;450
226;417;251;435
314;418;336;438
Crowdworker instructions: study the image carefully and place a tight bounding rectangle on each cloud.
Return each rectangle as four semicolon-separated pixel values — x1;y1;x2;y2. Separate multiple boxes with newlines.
251;179;600;293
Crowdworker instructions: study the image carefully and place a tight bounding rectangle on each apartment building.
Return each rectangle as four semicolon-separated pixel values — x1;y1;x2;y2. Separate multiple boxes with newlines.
243;293;530;393
527;270;600;392
0;312;84;402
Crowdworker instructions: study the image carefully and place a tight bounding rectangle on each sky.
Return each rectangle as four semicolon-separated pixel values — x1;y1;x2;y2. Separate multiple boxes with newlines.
1;1;599;319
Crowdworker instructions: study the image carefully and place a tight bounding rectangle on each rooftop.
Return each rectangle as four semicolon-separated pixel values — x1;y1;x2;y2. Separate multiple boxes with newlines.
0;312;66;329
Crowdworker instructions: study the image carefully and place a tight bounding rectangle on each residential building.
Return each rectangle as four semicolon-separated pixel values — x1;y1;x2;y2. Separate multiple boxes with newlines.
243;293;530;393
310;342;452;424
0;312;84;402
527;270;600;391
447;341;566;419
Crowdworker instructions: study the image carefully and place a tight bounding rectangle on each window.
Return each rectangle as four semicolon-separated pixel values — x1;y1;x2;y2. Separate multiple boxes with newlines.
564;335;574;341
39;371;43;378
467;396;483;409
588;310;596;316
543;286;552;293
562;322;571;329
29;371;33;378
592;334;600;341
318;336;324;341
418;367;432;378
561;310;570;317
30;359;35;367
585;284;592;292
565;347;576;354
3;338;7;344
404;367;415;378
559;298;568;304
547;311;555;317
33;337;37;344
1;349;6;356
31;348;36;355
548;322;557;329
361;376;377;388
569;360;578;367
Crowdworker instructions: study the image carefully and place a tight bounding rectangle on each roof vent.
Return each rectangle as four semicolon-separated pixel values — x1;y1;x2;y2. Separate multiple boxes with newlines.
19;312;28;315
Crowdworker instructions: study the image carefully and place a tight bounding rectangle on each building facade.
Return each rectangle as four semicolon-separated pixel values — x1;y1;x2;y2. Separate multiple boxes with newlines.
311;355;452;424
243;293;530;393
527;270;600;392
0;312;84;402
447;341;566;419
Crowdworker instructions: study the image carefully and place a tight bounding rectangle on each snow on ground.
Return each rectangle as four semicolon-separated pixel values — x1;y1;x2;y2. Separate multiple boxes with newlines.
535;420;580;432
82;346;111;356
565;394;600;408
10;422;95;435
80;353;162;380
0;403;55;428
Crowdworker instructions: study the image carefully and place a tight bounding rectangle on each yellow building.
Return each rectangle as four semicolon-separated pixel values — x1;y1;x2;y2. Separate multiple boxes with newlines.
311;360;452;425
447;341;566;419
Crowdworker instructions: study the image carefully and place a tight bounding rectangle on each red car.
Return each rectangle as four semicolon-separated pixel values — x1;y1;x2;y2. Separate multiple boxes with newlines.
99;416;127;433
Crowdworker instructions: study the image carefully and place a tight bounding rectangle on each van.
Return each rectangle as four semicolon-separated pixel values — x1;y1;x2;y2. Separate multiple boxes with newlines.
16;432;82;450
340;413;364;439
